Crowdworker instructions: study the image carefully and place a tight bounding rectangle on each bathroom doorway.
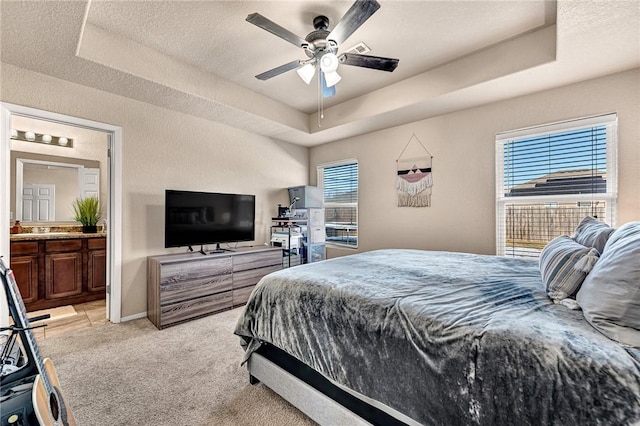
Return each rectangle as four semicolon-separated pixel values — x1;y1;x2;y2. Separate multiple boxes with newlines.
1;103;122;323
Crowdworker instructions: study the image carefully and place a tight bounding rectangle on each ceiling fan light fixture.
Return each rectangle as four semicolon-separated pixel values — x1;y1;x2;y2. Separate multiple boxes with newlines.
320;53;339;74
296;63;316;85
323;70;341;88
320;53;341;87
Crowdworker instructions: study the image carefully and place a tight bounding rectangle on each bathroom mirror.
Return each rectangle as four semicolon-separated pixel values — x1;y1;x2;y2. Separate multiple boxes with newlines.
11;151;101;223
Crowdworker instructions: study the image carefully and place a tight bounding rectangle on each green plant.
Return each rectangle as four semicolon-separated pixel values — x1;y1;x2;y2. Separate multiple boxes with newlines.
72;196;101;226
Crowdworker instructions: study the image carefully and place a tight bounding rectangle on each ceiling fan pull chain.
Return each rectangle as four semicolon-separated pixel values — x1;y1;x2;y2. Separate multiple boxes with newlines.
318;68;324;127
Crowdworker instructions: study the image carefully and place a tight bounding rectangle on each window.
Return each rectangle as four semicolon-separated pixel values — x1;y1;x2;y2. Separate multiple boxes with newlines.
496;114;617;258
318;160;358;248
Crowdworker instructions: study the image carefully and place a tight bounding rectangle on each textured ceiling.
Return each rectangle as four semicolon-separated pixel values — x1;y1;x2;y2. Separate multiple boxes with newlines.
85;0;553;113
1;1;639;147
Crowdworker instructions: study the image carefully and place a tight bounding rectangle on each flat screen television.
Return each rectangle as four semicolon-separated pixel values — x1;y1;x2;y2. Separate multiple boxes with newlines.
165;190;255;250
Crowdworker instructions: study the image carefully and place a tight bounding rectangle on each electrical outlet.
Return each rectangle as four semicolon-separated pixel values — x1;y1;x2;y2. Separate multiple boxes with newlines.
10;212;13;220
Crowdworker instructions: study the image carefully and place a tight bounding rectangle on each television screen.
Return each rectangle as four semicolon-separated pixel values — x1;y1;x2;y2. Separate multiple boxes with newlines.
165;190;255;248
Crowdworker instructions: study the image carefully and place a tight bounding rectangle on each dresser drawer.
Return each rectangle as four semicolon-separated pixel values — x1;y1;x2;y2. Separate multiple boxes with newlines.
232;285;256;307
233;265;281;289
160;274;232;306
161;257;232;283
233;249;282;272
160;291;233;327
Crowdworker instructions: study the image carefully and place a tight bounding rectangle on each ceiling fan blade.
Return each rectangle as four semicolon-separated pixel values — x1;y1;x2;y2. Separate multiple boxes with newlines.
338;53;399;72
246;13;308;48
255;60;303;80
327;0;381;46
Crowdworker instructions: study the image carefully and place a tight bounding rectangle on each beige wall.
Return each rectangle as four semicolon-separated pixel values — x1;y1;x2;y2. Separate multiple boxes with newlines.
1;64;309;318
310;68;640;258
3;63;638;318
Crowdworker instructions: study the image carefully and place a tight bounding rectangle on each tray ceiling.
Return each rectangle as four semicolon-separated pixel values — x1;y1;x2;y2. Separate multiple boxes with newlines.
1;1;638;146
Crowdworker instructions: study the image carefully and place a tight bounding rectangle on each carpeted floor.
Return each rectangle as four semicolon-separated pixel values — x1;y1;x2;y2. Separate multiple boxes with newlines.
38;307;316;426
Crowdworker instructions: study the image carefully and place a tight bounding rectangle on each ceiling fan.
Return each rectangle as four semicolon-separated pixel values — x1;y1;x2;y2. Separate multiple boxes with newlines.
246;0;399;98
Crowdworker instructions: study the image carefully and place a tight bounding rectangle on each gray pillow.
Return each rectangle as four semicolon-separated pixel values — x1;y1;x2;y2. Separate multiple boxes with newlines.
572;216;615;254
576;221;640;348
539;235;599;301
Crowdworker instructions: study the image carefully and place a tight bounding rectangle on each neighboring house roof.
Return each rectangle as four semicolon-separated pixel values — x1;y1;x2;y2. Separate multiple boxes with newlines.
508;169;606;197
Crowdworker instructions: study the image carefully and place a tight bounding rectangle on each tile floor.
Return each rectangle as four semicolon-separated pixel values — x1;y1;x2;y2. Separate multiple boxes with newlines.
29;300;107;340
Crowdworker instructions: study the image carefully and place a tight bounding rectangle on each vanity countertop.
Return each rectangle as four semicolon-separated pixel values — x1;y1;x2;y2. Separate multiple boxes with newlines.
10;232;107;241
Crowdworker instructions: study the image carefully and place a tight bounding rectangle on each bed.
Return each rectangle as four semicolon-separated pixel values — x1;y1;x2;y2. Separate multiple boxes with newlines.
234;224;640;425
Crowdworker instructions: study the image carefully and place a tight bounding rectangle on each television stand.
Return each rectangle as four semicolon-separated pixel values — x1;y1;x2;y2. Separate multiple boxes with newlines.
194;244;234;255
209;243;233;254
147;246;283;329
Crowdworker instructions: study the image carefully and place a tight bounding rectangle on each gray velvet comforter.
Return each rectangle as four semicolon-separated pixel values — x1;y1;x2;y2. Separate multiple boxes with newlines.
234;249;640;425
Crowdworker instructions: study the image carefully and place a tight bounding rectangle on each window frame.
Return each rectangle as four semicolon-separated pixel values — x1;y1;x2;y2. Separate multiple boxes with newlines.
495;113;618;257
317;159;359;249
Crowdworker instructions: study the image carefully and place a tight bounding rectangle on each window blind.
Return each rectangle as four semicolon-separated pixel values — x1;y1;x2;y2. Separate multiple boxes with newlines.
318;161;358;248
496;114;617;259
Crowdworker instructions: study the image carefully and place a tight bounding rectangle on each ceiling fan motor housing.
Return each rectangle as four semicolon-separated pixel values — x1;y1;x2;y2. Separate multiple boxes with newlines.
304;15;338;59
313;15;330;31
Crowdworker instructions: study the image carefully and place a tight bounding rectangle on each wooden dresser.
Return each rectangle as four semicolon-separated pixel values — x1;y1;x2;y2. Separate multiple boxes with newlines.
147;246;282;329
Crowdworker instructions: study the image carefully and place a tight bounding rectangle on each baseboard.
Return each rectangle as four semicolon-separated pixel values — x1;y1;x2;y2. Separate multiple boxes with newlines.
119;311;147;322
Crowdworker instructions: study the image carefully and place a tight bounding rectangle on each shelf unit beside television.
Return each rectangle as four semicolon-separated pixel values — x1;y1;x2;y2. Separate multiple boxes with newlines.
147;246;282;329
271;218;306;268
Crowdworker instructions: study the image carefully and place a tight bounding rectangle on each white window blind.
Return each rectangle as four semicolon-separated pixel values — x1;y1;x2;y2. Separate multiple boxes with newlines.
317;160;358;248
496;114;617;258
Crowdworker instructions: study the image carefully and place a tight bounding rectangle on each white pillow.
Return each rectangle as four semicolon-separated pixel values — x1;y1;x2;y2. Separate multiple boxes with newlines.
576;221;640;348
572;216;615;254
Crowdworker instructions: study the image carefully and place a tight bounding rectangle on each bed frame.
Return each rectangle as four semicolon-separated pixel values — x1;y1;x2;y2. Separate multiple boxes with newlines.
247;344;421;426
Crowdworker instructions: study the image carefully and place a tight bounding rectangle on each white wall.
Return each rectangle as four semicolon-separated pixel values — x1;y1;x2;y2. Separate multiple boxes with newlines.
1;63;308;318
310;68;640;258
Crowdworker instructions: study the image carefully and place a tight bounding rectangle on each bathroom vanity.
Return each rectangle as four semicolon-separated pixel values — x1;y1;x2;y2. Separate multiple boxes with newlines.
9;232;106;311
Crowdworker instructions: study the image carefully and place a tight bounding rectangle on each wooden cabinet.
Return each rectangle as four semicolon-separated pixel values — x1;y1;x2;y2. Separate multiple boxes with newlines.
10;241;39;304
45;252;83;299
148;246;282;329
87;238;107;293
45;239;83;300
9;236;107;311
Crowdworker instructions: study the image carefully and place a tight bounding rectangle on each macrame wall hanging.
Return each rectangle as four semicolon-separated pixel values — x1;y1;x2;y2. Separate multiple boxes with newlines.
396;133;433;207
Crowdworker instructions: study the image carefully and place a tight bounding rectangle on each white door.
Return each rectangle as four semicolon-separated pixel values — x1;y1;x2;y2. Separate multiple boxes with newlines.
22;184;55;221
78;168;100;199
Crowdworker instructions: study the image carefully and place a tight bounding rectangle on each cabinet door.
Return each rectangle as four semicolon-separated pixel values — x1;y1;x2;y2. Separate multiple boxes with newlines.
10;255;39;304
88;249;107;292
45;252;82;299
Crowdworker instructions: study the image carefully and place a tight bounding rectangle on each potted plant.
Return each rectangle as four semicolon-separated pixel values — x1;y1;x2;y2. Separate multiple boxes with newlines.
72;196;101;233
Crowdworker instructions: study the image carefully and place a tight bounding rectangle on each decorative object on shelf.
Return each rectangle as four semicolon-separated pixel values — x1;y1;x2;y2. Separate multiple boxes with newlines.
396;133;433;207
10;220;23;235
9;129;74;148
71;196;101;233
